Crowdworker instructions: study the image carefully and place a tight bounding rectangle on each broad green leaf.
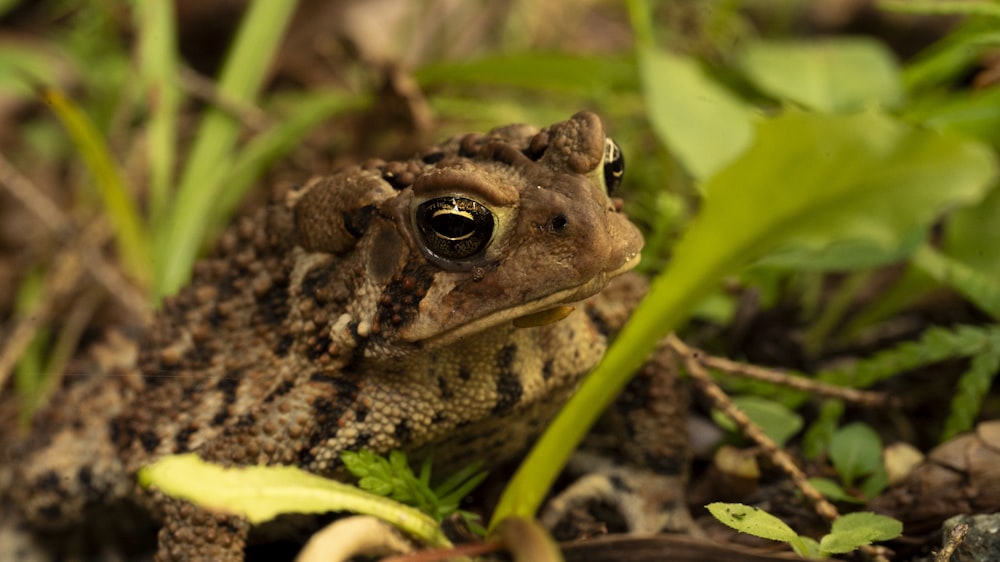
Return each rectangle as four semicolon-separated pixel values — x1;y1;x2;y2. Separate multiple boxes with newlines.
139;454;450;547
713;396;803;447
740;38;903;112
820;512;903;554
705;503;799;542
807;477;864;504
829;423;883;487
490;110;995;528
640;49;756;180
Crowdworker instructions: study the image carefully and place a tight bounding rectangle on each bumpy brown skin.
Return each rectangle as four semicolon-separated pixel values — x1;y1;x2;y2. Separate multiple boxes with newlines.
2;112;653;560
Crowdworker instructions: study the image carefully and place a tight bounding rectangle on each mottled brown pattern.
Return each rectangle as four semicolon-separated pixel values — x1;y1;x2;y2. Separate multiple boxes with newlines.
1;112;652;561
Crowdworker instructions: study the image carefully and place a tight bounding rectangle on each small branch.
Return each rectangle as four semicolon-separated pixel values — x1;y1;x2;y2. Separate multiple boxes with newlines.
698;354;897;408
935;522;968;562
667;334;892;562
668;335;840;521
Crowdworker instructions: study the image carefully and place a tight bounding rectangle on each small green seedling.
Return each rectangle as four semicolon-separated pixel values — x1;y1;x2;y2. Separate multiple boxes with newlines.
711;395;804;448
341;449;487;533
707;502;901;559
810;422;889;502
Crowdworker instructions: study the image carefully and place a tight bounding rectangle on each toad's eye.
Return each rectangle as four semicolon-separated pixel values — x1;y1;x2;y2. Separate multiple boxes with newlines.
603;138;625;195
415;197;495;260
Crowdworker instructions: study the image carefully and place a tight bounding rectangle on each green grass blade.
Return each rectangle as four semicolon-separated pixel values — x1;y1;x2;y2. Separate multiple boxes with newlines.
156;0;298;299
134;0;181;222
213;91;366;227
41;86;152;288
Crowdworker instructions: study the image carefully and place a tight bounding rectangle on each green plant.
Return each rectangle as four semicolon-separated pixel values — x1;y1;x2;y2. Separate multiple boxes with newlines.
817;325;1000;440
707;503;902;559
712;396;804;448
811;422;889;502
138;454;452;548
490;0;997;528
341;449;487;532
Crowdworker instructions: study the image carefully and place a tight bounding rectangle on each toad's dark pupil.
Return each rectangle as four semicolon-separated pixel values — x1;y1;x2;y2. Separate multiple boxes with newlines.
416;197;495;260
430;210;475;240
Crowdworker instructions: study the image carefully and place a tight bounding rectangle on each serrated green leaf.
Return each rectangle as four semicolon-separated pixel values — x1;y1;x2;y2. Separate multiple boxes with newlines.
829;423;883;487
819;325;1000;389
705;503;799;542
339;450;371;476
138;454;449;547
943;345;1000;439
740;38;902;112
820;512;903;554
358;476;394;496
640;49;756;180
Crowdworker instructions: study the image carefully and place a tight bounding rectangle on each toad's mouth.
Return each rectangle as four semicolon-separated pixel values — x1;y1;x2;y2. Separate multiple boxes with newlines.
422;252;641;348
512;306;575;328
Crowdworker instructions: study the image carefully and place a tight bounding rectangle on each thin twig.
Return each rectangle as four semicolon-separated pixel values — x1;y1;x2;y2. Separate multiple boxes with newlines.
698;354;897;408
667;334;892;562
935;522;968;562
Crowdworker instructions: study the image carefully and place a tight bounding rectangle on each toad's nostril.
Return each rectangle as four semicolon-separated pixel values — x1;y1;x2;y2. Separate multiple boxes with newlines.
548;214;569;233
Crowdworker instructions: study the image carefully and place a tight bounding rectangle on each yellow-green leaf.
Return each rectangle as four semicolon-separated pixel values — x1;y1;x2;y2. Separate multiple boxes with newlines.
139;454;450;548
